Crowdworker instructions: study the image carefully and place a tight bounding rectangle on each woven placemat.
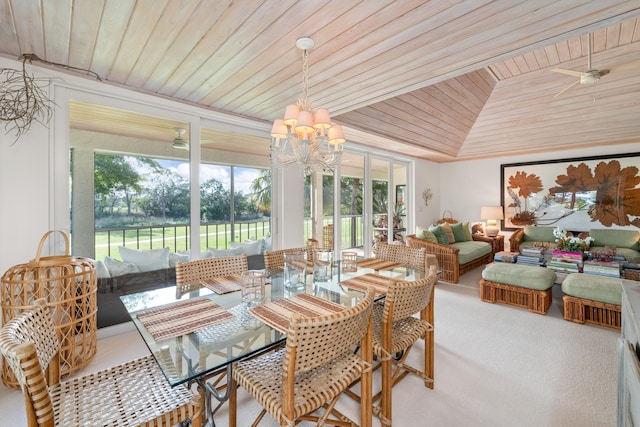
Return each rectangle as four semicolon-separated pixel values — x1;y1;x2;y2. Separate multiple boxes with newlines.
200;274;244;294
340;273;395;296
249;293;345;333
137;297;234;341
357;258;401;271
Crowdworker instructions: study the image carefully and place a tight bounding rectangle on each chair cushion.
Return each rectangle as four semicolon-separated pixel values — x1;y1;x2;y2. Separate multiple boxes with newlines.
451;241;492;265
523;226;556;243
482;263;556;291
562;273;622;305
589;229;640;250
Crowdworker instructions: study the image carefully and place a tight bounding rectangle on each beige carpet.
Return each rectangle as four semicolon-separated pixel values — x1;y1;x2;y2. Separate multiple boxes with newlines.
0;265;618;426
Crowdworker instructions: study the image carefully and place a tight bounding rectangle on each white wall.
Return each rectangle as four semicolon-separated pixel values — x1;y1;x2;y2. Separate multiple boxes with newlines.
413;157;441;229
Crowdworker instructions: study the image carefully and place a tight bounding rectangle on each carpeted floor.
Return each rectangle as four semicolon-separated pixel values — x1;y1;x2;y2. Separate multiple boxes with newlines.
0;265;619;426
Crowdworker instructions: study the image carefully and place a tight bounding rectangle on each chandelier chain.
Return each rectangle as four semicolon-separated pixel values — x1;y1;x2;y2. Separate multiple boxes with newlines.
302;49;309;103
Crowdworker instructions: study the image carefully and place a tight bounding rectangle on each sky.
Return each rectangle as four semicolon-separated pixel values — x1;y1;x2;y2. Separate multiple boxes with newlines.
157;159;262;194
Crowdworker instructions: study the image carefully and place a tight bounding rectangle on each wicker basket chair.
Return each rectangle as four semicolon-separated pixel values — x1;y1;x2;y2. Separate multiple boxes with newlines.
263;247;312;271
372;242;430;272
229;288;376;427
175;254;252;379
175;254;248;295
359;267;438;427
0;298;202;427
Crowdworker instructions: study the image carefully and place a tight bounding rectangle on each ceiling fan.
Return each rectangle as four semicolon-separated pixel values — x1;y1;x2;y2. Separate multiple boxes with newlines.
172;127;189;150
551;33;609;97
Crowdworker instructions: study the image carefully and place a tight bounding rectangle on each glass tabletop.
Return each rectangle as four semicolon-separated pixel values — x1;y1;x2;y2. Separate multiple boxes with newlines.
120;262;426;387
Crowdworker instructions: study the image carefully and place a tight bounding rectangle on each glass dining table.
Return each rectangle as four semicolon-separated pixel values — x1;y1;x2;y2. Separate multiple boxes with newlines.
120;259;429;427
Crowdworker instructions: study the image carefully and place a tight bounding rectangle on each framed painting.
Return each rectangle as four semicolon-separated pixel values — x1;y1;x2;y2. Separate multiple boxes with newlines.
501;152;640;231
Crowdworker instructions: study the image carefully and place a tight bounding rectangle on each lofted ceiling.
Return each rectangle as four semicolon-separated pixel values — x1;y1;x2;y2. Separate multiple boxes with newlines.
1;1;640;162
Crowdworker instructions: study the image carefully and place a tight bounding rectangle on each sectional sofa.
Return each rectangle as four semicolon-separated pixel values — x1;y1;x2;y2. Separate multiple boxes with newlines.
509;225;640;263
96;237;269;328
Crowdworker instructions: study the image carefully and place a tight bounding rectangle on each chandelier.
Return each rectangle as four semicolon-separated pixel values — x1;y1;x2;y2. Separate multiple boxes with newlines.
270;37;346;176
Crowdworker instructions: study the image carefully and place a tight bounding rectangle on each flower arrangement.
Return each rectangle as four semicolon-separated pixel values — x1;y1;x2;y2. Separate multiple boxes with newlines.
553;227;593;252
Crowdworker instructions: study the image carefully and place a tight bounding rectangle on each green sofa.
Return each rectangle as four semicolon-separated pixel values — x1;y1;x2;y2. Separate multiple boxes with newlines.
509;225;640;263
407;223;493;283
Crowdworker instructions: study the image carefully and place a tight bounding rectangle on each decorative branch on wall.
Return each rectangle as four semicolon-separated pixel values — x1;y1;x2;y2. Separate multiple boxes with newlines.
422;188;433;206
0;53;102;143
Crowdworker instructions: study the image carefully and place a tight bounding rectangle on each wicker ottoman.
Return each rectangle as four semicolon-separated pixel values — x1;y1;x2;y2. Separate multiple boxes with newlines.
480;263;557;314
561;273;622;329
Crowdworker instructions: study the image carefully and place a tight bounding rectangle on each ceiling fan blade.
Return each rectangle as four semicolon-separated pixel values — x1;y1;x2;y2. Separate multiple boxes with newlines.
609;60;640;74
554;80;581;98
550;68;584;78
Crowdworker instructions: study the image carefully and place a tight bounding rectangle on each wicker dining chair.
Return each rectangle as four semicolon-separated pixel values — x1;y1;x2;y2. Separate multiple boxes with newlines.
370;266;438;427
228;288;376;427
373;242;431;271
0;298;202;427
263;247;312;270
175;254;248;295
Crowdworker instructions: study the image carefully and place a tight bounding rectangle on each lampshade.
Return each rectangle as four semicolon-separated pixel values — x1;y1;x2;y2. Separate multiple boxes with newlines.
295;110;314;133
270;119;287;138
480;206;504;220
313;108;331;129
328;124;345;145
480;206;503;237
283;104;300;126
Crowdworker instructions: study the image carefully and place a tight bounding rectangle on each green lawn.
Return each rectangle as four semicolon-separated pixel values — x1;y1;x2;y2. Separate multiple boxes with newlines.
93;216;365;260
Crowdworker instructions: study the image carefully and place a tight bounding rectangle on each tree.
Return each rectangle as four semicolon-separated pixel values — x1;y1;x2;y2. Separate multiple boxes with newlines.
200;178;231;221
94;154;142;216
139;168;189;221
250;169;271;215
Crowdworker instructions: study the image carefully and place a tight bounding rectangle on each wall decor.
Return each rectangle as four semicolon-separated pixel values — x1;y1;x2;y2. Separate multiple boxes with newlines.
501;152;640;231
422;188;432;206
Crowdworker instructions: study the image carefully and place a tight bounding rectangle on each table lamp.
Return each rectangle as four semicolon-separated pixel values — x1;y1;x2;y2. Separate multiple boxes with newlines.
480;206;504;237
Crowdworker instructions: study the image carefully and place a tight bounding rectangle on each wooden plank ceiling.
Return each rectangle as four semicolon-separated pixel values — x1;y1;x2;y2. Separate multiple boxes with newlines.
1;1;640;162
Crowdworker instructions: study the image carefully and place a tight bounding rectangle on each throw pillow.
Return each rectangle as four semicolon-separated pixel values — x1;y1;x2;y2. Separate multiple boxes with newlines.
462;222;473;241
450;222;467;242
118;246;170;272
208;247;244;257
104;256;140;277
94;260;111;279
439;222;456;243
169;252;190;268
261;234;272;252
230;240;262;256
416;225;438;243
428;225;449;245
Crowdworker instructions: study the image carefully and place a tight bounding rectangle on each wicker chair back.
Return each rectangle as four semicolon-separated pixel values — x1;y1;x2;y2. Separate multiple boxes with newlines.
373;243;427;271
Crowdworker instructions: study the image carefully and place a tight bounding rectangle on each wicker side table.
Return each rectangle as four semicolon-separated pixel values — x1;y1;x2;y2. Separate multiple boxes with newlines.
1;231;97;389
